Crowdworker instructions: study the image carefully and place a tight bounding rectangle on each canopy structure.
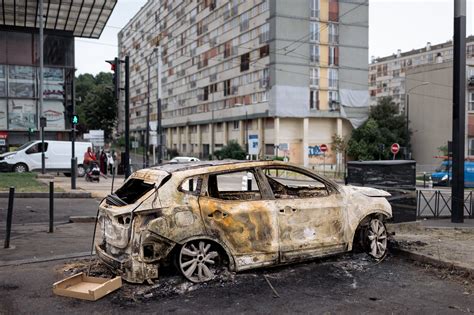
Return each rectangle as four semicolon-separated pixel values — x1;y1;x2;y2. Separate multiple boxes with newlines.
0;0;117;38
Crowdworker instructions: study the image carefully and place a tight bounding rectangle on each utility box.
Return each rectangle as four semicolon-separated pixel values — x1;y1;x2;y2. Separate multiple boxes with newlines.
347;160;417;222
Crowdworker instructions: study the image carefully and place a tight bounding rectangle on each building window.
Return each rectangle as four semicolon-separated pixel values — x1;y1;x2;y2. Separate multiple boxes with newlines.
310;22;319;42
233;120;239;129
329;90;339;109
310;68;319;86
469;92;474;112
328;23;339;44
470;138;474;156
328;46;339;65
240;53;250;72
259;23;270;43
259;45;269;58
240;11;249;31
329;68;338;89
329;0;339;21
310;90;319;110
310;44;319;63
310;0;320;18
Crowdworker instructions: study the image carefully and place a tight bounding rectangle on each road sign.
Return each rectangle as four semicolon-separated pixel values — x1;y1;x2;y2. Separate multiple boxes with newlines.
132;141;139;149
89;130;105;147
391;143;400;155
320;144;328;153
248;135;259;155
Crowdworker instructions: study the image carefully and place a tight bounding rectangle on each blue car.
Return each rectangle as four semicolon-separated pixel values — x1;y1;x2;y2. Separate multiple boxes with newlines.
431;161;474;187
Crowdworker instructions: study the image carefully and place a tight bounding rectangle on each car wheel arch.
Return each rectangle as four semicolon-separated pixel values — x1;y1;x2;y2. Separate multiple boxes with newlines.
348;210;391;251
176;235;236;271
14;163;29;173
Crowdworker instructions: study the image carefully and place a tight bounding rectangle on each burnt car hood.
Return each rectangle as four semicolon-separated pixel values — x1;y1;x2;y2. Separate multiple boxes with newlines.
342;185;391;197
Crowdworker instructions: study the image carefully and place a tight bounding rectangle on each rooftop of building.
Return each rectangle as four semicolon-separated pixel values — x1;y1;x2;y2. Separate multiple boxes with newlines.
371;35;474;64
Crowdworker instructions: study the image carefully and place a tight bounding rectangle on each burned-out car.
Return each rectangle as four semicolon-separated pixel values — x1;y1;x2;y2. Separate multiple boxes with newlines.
96;160;392;283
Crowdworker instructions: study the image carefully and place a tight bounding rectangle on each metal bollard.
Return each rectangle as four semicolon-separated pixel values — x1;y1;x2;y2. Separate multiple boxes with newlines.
111;166;116;194
49;181;54;233
423;172;426;188
4;187;14;249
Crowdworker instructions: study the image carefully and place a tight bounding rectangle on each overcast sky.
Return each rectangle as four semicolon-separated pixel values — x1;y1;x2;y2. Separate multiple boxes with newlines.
75;0;474;75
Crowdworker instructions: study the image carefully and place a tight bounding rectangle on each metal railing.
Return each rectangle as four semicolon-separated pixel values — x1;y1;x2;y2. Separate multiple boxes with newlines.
417;189;474;218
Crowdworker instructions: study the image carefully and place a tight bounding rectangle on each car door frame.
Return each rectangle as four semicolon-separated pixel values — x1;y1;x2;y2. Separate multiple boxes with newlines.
255;165;347;263
198;166;280;271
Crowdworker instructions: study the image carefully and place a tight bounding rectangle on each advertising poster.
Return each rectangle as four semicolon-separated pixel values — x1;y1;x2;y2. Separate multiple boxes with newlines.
0;65;5;97
0;99;7;129
44;67;63;82
43;83;64;99
9;65;35;98
42;100;65;130
8;99;36;130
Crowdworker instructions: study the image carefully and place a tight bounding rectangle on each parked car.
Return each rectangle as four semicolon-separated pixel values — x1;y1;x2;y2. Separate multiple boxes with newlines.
96;160;392;283
431;160;474;187
0;140;92;176
169;156;200;163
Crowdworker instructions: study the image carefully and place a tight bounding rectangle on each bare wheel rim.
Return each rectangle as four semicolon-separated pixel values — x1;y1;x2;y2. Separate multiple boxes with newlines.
367;219;387;259
179;240;219;283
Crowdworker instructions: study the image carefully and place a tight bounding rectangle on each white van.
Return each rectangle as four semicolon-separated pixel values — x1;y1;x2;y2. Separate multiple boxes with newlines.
0;140;92;176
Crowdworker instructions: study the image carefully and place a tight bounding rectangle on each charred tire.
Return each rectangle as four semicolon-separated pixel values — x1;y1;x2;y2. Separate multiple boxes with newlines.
13;163;28;173
178;240;226;283
360;217;388;260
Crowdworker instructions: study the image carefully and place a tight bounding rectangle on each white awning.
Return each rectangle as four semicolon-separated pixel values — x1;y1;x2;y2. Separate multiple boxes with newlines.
0;0;117;38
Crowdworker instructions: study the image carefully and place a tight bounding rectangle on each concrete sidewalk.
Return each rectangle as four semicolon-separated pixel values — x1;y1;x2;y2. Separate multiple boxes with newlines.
37;175;126;199
389;219;474;273
0;222;97;266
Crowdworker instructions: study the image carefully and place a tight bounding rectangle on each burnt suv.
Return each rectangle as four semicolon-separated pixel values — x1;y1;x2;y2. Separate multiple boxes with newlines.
96;160;392;283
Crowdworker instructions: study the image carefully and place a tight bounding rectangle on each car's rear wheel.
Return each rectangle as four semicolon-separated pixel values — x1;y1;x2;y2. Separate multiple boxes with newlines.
364;218;388;259
178;240;221;283
13;163;28;173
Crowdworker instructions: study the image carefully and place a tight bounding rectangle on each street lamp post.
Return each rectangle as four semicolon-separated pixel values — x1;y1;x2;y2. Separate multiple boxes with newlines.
145;48;158;168
405;81;430;159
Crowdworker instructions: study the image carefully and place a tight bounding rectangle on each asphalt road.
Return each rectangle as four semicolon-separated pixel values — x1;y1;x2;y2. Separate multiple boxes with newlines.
0;254;472;314
0;198;100;224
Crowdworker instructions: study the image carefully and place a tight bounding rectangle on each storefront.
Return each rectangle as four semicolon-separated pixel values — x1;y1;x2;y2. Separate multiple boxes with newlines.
0;0;117;151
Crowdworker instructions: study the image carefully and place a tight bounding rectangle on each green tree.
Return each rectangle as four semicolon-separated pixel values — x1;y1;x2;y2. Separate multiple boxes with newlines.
347;97;409;160
81;84;117;140
214;140;247;160
75;72;116;139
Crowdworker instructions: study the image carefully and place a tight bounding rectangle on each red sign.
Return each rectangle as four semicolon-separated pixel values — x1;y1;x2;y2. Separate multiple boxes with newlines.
0;131;7;139
320;144;328;153
391;143;400;154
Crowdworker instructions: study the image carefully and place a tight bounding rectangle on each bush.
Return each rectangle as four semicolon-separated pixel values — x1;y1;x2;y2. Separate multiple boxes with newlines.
214;140;246;160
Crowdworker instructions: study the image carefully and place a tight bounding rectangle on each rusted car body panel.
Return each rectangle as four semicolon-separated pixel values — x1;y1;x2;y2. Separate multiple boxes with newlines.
95;160;392;283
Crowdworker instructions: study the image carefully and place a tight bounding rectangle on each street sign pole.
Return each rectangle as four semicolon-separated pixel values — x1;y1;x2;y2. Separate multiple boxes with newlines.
124;56;131;178
39;0;45;174
71;70;77;190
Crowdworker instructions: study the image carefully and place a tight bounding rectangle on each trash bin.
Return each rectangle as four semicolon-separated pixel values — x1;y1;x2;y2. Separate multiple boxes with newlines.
347;160;417;223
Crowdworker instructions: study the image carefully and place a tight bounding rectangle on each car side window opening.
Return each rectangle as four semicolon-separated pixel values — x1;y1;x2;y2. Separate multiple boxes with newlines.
25;143;48;154
179;176;203;195
264;168;329;199
207;170;262;201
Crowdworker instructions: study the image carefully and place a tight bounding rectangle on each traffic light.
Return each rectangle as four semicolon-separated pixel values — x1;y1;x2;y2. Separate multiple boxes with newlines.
106;57;120;100
71;114;79;125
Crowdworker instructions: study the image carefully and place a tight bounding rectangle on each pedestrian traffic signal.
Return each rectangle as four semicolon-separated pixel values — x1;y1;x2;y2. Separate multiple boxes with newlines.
106;57;120;100
28;127;34;134
71;114;79;125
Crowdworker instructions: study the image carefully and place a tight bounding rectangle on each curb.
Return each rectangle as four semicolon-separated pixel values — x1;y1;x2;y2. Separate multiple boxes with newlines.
0;251;92;267
0;192;92;198
392;247;474;274
69;216;97;223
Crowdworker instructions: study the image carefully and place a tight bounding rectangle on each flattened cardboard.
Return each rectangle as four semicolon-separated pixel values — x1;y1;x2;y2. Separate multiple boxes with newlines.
53;272;122;301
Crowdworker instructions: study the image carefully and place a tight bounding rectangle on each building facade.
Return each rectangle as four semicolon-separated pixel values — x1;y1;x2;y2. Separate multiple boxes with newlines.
369;36;474;111
406;61;474;170
118;0;369;166
0;0;117;152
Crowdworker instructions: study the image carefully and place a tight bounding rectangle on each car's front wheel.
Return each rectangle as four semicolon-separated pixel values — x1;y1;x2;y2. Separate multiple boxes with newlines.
178;240;221;283
13;163;28;173
364;218;388;259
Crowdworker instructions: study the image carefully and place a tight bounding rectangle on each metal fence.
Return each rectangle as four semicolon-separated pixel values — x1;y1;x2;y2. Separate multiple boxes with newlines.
417;189;474;218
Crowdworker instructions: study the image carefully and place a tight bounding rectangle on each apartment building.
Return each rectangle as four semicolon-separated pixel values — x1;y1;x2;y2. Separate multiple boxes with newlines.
369;36;474;111
118;0;369;166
